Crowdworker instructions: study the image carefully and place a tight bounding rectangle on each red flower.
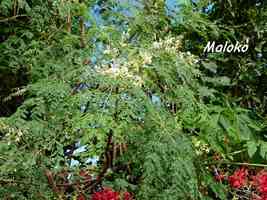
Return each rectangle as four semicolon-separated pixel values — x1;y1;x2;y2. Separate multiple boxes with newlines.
228;168;248;188
253;170;267;194
123;191;133;200
92;188;133;200
92;188;120;200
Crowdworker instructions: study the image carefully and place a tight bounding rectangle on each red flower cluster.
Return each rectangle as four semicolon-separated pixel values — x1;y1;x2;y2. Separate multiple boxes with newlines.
92;188;133;200
212;168;267;200
225;168;267;200
92;188;119;200
253;170;267;199
228;168;248;188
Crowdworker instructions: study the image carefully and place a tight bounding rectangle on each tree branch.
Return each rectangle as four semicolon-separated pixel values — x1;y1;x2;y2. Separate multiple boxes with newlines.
206;161;267;168
0;15;28;23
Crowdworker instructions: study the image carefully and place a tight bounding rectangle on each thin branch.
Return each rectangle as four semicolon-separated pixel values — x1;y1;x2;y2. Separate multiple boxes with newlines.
0;15;28;23
87;130;113;192
206;161;267;168
0;178;40;186
66;12;72;33
79;16;86;48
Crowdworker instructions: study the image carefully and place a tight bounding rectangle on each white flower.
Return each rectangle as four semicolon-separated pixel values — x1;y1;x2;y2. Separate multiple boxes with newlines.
165;37;175;45
152;41;161;49
140;52;152;65
18;130;23;137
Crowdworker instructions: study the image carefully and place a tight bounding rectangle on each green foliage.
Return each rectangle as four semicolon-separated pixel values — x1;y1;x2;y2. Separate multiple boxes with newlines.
137;132;200;199
0;0;266;199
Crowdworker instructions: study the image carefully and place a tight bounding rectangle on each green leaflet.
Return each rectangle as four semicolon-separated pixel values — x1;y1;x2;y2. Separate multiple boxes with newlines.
247;141;258;158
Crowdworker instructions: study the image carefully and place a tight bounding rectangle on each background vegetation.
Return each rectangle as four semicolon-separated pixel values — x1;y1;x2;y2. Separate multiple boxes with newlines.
0;0;266;199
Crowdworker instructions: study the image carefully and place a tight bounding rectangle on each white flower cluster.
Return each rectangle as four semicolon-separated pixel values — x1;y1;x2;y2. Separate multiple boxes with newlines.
103;45;119;56
95;34;199;87
96;59;144;86
120;31;131;48
152;35;183;53
140;51;153;65
151;35;198;65
0;121;25;144
178;51;198;65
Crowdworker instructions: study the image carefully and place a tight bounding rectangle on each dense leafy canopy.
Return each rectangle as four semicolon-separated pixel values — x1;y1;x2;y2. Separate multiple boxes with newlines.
0;0;266;199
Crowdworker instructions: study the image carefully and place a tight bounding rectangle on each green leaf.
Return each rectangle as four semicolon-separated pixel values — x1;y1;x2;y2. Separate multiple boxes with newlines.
260;142;267;159
203;173;227;200
202;61;217;73
246;141;258;158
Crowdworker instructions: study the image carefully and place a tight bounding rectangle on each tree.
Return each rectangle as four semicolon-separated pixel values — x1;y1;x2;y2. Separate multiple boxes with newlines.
0;0;266;199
